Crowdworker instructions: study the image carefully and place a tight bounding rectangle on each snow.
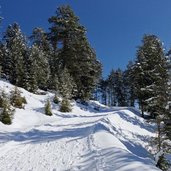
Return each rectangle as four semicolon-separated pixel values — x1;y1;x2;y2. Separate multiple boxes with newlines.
0;80;161;171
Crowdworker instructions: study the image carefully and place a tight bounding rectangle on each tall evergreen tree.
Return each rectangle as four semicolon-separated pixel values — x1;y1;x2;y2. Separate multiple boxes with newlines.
30;28;51;90
23;48;38;92
107;69;117;106
114;69;126;106
99;79;108;105
134;35;170;168
48;5;102;100
30;44;50;90
134;35;169;118
124;61;135;106
3;23;28;86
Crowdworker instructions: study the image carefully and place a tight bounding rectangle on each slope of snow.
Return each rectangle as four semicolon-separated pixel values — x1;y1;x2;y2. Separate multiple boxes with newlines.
0;80;160;171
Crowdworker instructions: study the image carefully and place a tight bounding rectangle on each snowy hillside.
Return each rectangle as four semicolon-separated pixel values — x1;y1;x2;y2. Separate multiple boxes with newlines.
0;80;160;171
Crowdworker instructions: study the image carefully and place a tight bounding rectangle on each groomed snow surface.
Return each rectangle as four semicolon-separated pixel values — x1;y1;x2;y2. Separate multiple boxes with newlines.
0;80;161;171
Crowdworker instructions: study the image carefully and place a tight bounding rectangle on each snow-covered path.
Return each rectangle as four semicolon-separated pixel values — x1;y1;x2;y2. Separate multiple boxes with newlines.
0;110;160;171
0;81;160;171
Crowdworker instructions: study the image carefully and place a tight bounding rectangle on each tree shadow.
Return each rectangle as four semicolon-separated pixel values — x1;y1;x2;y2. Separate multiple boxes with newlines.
69;147;157;171
126;107;142;116
121;140;151;158
0;127;90;144
116;110;155;133
0;122;106;144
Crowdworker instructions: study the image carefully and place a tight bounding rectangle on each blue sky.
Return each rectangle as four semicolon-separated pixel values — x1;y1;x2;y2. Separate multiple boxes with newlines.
1;0;171;77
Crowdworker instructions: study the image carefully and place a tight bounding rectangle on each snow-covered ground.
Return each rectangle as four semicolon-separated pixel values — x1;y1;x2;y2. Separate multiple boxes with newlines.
0;80;160;171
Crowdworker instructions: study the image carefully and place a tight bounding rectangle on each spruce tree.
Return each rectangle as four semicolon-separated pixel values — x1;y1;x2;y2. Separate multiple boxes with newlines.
107;69;117;106
60;99;72;113
134;35;170;167
30;28;52;91
29;44;50;90
45;99;52;116
48;5;102;100
3;23;28;87
22;48;37;92
0;92;13;125
0;90;7;108
124;61;136;107
114;69;126;106
92;79;102;102
10;86;26;108
99;79;108;105
48;73;59;91
1;101;12;125
134;35;169;118
58;67;75;99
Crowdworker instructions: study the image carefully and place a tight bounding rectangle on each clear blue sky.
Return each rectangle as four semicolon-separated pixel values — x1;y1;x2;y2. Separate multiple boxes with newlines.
1;0;171;77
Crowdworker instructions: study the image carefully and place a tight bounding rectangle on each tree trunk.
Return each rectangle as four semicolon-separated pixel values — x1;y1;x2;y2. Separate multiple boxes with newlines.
157;118;161;151
140;100;144;118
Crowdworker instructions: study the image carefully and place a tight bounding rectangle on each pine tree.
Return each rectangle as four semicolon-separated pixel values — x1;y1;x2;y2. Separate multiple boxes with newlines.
124;61;135;106
107;69;117;106
99;79;108;105
30;27;52;91
134;35;169;118
58;67;75;99
92;79;102;102
29;44;50;90
134;35;170;168
48;73;59;91
60;99;72;112
3;23;28;87
0;90;7;108
45;99;52;116
48;5;102;100
0;92;13;125
114;69;126;106
10;86;26;108
22;48;38;92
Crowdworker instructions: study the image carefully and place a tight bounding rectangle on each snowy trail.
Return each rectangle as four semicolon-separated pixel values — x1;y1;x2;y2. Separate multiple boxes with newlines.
0;110;160;171
0;81;160;171
0;115;102;171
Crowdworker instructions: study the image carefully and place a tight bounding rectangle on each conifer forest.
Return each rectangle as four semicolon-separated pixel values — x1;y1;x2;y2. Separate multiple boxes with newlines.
0;4;171;171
